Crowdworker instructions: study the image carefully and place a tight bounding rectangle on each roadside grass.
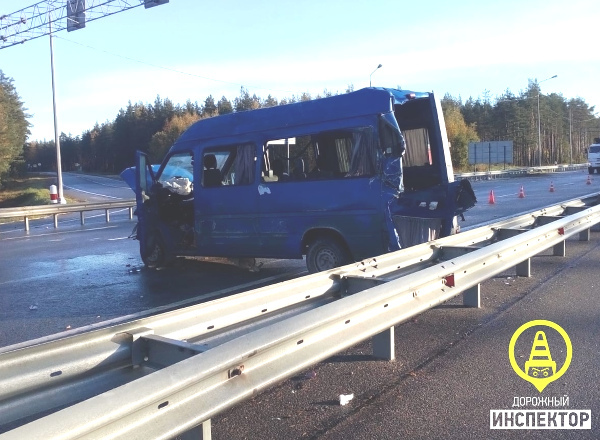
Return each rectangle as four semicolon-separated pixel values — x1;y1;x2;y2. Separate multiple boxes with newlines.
0;175;55;208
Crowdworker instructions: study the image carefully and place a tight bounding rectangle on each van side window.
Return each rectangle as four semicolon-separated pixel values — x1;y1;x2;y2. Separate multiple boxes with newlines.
202;143;256;187
262;127;375;182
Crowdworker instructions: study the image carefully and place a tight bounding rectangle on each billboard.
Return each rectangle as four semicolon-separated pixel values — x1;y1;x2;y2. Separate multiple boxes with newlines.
469;141;514;165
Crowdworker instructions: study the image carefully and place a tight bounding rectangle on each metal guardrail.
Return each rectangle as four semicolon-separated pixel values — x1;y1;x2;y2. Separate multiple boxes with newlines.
1;193;599;439
0;199;136;231
455;163;588;180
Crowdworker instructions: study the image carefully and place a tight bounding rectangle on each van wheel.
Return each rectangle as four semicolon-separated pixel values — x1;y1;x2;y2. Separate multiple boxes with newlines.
306;237;350;273
589;167;594;175
142;232;167;269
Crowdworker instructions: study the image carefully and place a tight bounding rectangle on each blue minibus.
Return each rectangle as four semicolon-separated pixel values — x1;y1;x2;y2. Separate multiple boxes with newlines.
129;87;476;272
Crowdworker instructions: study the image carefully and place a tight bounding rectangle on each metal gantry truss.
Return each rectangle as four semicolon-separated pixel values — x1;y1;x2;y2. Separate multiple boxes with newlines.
0;0;167;49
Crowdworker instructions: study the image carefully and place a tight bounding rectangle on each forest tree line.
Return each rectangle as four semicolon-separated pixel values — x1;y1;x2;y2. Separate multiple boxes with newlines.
0;72;29;187
2;69;599;188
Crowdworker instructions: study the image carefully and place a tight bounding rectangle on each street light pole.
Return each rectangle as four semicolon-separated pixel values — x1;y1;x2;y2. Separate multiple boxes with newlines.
370;64;382;87
49;16;65;204
537;74;557;167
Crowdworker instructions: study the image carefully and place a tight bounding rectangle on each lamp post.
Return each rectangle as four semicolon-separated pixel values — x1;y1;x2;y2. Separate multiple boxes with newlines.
537;74;557;167
370;64;382;87
49;16;65;204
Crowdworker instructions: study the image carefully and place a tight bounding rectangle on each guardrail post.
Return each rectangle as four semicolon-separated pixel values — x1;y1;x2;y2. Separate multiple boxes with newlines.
129;206;133;220
24;216;29;232
372;327;395;361
105;209;110;223
80;211;85;226
53;213;58;228
462;284;480;308
553;240;566;257
579;228;590;241
516;258;531;277
178;419;211;440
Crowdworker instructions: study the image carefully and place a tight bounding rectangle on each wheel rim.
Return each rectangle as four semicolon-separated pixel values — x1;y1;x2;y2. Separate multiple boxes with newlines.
146;242;162;264
315;247;338;271
144;234;164;267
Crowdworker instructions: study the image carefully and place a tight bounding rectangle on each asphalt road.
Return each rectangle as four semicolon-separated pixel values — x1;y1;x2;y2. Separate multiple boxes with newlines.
62;172;135;202
1;170;599;438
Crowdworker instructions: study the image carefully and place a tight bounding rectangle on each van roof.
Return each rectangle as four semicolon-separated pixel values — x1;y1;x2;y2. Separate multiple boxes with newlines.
173;87;430;147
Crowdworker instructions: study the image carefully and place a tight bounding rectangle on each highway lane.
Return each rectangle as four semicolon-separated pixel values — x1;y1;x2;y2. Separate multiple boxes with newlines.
62;172;134;202
0;224;306;347
459;170;599;229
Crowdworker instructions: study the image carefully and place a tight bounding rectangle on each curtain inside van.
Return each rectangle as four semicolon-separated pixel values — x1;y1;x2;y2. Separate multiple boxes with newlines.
232;144;256;185
347;128;376;176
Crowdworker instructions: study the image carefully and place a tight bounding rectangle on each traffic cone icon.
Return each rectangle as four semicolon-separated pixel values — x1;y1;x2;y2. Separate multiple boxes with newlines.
518;185;525;198
549;181;555;192
524;331;556;377
488;190;496;204
587;175;592;185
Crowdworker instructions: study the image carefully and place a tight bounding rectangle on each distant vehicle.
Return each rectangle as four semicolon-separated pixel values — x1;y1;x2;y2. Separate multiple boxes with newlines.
587;138;600;174
124;87;476;273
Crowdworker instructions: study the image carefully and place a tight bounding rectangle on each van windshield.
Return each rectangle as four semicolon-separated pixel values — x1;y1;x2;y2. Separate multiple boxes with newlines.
158;152;194;182
589;146;600;153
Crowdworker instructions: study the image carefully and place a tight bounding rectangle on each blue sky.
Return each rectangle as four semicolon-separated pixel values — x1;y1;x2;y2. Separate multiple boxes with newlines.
1;0;599;141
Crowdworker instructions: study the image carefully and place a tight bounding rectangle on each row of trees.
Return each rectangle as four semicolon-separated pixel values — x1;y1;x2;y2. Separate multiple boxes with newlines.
3;74;599;187
444;81;599;169
0;71;29;187
23;87;331;175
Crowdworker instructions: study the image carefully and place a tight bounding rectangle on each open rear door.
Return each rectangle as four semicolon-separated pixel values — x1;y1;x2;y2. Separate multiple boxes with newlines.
427;92;454;184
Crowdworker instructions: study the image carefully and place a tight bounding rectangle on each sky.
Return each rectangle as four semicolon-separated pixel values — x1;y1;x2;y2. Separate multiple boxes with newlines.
1;0;599;142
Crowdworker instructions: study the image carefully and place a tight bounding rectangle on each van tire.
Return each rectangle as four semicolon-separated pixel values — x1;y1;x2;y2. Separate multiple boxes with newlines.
589;167;595;175
306;237;350;273
142;232;168;269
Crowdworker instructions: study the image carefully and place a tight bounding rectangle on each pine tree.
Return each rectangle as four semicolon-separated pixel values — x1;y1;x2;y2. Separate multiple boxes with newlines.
217;96;233;115
0;71;29;186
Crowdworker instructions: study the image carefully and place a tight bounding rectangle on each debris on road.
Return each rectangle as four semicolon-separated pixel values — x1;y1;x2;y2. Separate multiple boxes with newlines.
339;393;354;406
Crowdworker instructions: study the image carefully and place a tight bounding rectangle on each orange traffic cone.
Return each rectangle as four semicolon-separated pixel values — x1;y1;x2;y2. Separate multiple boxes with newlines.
518;185;525;198
488;190;496;204
549;181;555;192
586;175;592;185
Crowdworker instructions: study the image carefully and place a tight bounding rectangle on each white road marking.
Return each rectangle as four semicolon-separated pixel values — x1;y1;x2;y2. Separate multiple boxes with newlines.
63;185;122;199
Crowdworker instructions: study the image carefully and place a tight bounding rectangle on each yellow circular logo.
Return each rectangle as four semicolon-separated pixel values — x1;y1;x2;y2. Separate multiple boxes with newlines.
508;320;572;392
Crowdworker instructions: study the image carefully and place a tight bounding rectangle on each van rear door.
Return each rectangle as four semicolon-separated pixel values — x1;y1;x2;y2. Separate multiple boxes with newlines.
428;93;454;183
